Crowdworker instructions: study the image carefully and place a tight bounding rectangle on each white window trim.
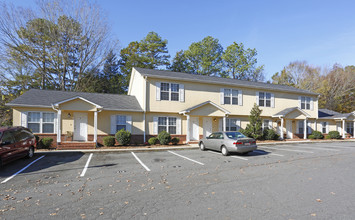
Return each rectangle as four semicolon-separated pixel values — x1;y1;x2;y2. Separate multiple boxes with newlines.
27;111;55;134
262;119;272;131
221;88;242;106
257;91;274;108
300;96;313;110
111;115;132;134
157;116;178;135
225;118;241;131
159;82;181;101
321;121;329;134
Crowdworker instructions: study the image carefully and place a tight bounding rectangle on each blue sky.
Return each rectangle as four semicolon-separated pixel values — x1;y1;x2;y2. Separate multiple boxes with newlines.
8;0;355;80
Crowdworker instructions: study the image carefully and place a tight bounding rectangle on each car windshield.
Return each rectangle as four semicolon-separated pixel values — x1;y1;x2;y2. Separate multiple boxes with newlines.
225;132;246;139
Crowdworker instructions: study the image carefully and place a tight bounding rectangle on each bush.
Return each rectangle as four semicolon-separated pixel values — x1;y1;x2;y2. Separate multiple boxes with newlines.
40;137;53;149
148;137;158;145
263;128;280;140
325;135;331;139
157;130;171;145
239;128;253;138
171;137;180;145
103;136;115;146
328;131;341;139
312;131;324;139
308;135;316;139
115;129;131;145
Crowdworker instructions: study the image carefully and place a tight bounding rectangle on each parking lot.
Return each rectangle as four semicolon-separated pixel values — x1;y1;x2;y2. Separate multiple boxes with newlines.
1;141;355;219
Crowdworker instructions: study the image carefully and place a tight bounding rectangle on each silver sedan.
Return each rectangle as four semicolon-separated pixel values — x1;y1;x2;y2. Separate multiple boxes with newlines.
199;131;257;156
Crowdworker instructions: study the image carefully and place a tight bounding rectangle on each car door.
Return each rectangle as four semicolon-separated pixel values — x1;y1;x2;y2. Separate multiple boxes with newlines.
205;133;216;149
214;132;225;151
0;130;17;164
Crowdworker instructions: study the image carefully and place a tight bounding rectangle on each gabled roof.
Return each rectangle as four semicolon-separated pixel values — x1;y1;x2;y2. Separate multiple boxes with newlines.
179;101;230;115
318;109;354;120
6;89;143;112
134;67;318;96
272;107;310;118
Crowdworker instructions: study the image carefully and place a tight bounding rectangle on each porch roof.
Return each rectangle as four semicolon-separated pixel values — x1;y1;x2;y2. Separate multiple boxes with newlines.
272;107;310;118
318;109;355;120
6;89;143;112
179;101;230;115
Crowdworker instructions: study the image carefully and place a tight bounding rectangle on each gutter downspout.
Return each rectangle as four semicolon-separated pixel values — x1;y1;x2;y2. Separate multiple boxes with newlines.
143;76;148;143
51;104;61;144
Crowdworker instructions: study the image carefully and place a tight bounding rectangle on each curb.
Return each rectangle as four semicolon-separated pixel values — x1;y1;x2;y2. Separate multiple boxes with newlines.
36;140;354;154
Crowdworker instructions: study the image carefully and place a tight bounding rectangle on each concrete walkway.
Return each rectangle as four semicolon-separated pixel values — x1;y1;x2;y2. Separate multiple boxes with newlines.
36;139;355;154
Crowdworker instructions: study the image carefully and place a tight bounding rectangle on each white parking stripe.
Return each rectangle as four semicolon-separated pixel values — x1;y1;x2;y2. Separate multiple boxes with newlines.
254;150;284;157
1;155;45;184
168;151;204;165
261;146;314;153
288;146;339;151
80;153;93;177
131;152;151;171
207;150;248;160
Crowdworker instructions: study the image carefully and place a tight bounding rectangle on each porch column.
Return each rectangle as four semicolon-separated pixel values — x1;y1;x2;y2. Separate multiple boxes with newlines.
304;119;307;139
186;115;190;143
342;119;346;139
223;116;226;132
353;121;355;138
57;110;61;143
280;117;284;140
94;111;97;143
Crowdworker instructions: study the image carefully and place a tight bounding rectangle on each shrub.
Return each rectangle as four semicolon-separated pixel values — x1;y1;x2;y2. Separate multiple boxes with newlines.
312;131;324;139
40;137;53;149
171;137;180;145
148;137;158;145
115;129;131;145
103;136;115;146
239;128;253;138
244;104;263;140
308;135;316;139
263;128;280;140
325;135;331;139
328;131;341;139
157;130;171;145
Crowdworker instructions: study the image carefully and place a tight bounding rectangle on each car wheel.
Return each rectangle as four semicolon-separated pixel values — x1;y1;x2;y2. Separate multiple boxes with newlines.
221;146;229;156
26;146;34;158
199;142;206;151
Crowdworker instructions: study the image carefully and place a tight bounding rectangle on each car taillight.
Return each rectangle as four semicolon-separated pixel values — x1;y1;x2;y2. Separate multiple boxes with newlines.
233;142;243;145
251;141;256;144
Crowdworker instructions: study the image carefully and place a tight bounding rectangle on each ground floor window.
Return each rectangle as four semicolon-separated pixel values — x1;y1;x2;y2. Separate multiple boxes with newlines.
158;117;177;134
116;115;127;132
226;118;240;131
263;120;271;130
27;112;54;133
347;122;354;135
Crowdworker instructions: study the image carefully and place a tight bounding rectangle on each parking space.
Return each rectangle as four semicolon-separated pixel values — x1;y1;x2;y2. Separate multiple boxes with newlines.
1;142;355;219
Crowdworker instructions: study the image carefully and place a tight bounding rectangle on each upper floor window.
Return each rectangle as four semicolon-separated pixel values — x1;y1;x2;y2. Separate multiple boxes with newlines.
224;89;238;105
258;92;273;107
28;112;54;133
221;88;242;105
157;82;184;102
301;97;311;110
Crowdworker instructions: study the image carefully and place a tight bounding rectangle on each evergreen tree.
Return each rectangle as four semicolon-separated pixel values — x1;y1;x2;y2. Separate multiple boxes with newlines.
243;104;263;140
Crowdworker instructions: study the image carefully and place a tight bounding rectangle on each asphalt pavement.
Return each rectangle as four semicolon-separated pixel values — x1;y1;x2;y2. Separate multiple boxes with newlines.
1;142;355;219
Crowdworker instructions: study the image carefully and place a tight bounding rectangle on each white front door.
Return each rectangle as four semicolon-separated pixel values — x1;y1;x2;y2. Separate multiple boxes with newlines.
190;117;199;141
286;120;293;139
74;112;88;141
203;117;212;138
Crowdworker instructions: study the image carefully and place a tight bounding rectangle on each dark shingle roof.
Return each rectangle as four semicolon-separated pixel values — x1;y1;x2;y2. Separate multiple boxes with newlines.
318;109;354;119
6;89;143;111
134;67;318;96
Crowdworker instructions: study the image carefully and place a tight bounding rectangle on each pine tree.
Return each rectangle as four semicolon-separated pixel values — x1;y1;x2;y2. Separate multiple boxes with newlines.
243;103;263;140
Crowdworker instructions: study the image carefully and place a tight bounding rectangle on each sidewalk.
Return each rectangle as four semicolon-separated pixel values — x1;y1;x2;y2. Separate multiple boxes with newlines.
36;139;355;154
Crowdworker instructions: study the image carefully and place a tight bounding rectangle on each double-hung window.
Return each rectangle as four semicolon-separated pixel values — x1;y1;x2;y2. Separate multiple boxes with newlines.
160;83;179;101
346;122;354;135
263;120;271;130
301;97;311;110
223;89;238;105
158;117;177;134
258;92;271;107
116;115;127;132
226;118;240;131
27;112;54;133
